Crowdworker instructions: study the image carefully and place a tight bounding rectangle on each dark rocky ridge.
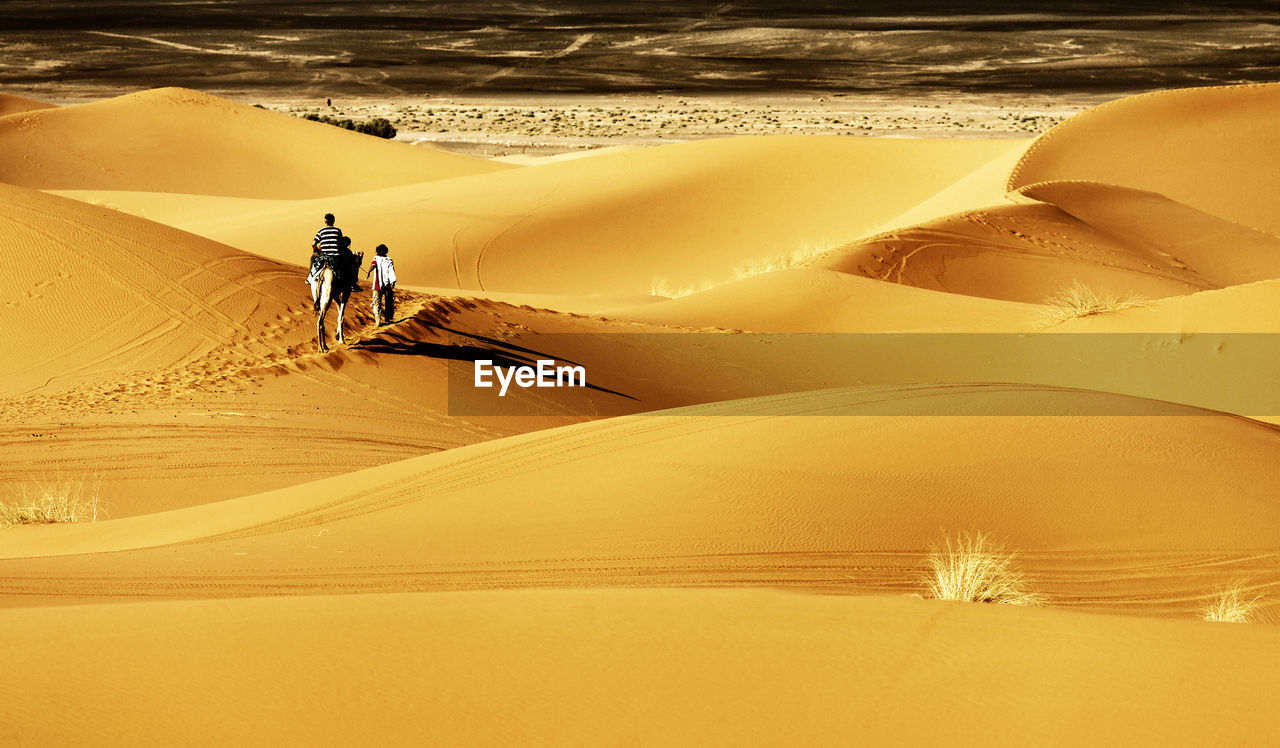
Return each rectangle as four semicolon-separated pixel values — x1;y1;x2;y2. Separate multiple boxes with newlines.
2;1;1277;96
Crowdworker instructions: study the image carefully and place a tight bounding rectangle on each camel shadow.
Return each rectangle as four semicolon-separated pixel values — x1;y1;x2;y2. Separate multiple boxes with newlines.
353;326;636;401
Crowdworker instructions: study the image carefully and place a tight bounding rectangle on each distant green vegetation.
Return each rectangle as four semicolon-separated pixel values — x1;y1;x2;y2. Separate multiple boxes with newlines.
302;114;397;139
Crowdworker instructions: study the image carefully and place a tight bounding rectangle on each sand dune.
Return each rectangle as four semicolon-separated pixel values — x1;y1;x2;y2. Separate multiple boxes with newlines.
3;386;1278;609
3;386;1279;742
0;182;306;401
0;92;55;116
3;589;1278;746
4;82;1280;743
0;184;608;515
616;267;1039;332
0;87;512;198
1052;277;1280;333
56;135;1017;296
0;182;481;514
811;184;1280;304
1019;180;1280;288
814;203;1200;303
867;137;1031;235
1009;82;1280;236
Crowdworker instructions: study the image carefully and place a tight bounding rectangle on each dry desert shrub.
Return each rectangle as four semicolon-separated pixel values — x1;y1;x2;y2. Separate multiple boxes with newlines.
1202;583;1262;623
924;531;1043;605
1040;281;1149;325
0;478;103;528
651;239;836;298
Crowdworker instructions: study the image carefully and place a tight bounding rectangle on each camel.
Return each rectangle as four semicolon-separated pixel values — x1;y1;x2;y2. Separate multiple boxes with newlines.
311;251;362;352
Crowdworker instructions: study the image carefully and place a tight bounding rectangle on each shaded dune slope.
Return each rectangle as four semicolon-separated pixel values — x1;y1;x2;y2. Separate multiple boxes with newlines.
0;87;511;198
1018;180;1280;288
812;183;1280;303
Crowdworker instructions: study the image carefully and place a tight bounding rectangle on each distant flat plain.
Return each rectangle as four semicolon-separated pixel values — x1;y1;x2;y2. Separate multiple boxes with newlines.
7;2;1273;150
5;1;1278;98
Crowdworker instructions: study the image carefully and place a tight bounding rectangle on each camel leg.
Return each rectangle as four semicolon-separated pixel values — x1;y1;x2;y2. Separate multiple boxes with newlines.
316;271;333;353
335;296;347;345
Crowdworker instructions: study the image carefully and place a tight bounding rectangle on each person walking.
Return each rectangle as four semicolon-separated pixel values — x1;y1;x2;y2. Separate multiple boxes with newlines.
366;243;397;325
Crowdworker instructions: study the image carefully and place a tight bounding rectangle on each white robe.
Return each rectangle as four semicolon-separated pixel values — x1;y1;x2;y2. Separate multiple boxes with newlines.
371;256;397;290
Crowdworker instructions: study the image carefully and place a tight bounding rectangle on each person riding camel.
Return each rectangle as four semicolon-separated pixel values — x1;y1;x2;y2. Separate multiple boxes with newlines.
308;213;344;310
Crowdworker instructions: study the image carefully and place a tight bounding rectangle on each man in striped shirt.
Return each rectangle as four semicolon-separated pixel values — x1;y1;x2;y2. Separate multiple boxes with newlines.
308;213;345;309
312;213;344;255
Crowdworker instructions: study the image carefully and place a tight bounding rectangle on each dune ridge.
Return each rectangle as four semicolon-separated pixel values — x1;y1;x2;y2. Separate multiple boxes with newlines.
0;87;512;198
0;92;56;116
1008;81;1280;235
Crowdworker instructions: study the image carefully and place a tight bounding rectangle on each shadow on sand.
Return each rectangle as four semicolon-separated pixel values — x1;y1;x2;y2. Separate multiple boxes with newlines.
354;323;636;401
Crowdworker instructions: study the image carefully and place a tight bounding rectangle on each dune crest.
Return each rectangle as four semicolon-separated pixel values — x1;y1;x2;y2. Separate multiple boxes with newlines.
0;87;512;198
1008;82;1280;235
0;92;56;116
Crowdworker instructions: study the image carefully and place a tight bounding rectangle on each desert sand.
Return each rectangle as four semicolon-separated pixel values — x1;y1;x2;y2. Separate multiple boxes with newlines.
2;82;1280;745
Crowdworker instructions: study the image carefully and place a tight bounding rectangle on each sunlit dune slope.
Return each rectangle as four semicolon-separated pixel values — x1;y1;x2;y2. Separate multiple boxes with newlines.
0;92;55;116
1008;82;1280;235
615;267;1038;332
868;137;1030;235
2;386;1278;618
1052;277;1280;333
2;590;1278;746
60;135;1017;296
0;182;309;400
47;189;278;226
0;87;511;198
812;184;1280;303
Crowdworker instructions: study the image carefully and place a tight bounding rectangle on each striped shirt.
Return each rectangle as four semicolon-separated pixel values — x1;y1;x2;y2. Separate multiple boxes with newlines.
313;225;343;254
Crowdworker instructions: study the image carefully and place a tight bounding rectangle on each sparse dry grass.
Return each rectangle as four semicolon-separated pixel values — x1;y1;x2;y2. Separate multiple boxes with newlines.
924;531;1043;605
1202;583;1262;623
651;240;835;298
0;478;103;528
1040;281;1149;325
